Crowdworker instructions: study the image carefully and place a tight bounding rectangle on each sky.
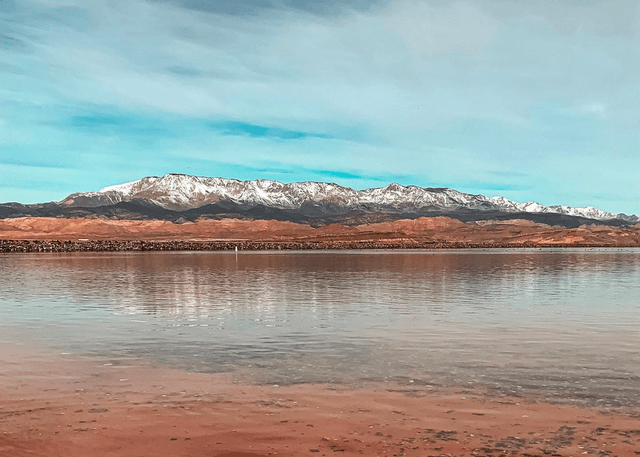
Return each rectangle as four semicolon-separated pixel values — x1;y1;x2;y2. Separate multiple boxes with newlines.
1;0;639;215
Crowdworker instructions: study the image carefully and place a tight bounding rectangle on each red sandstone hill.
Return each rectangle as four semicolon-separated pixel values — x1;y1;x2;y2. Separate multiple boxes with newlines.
1;216;639;247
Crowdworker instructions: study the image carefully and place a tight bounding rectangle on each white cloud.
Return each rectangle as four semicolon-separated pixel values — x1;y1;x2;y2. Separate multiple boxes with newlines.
583;103;606;114
9;0;637;132
2;0;640;213
385;1;500;55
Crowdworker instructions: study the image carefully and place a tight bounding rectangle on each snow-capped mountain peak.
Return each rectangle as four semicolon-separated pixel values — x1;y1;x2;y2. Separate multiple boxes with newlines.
61;174;638;223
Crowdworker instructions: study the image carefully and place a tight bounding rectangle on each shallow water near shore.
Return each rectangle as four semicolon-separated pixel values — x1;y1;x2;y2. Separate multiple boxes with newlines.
2;248;640;408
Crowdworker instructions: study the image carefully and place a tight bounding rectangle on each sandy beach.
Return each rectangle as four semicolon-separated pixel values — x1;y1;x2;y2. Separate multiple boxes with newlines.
2;344;639;457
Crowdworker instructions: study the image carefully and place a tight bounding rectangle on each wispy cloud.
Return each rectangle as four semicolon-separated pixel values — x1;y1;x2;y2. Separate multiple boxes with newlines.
166;65;205;78
146;0;385;18
251;162;415;186
69;112;175;137
177;159;417;189
0;155;74;170
0;33;29;52
1;0;639;213
208;121;333;140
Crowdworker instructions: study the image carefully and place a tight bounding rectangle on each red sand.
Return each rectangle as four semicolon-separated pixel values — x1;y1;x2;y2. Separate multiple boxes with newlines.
1;344;639;457
1;216;640;246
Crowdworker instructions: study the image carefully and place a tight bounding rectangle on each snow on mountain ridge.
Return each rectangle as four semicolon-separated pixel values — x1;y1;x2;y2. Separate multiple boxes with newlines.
63;174;637;222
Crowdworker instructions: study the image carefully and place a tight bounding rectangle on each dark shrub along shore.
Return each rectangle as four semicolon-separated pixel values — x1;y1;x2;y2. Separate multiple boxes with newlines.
0;239;635;253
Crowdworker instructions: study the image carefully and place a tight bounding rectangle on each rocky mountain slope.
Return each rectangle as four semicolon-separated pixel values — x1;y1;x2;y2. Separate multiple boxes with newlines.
1;174;637;228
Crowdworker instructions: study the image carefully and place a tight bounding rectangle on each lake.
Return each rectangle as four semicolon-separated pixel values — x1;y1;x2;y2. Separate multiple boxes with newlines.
2;249;639;408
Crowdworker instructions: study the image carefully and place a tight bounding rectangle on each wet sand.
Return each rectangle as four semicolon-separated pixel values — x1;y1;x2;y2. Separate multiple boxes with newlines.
2;344;639;457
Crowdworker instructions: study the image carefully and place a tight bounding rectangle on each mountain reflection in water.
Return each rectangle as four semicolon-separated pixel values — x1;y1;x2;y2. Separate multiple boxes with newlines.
2;249;639;407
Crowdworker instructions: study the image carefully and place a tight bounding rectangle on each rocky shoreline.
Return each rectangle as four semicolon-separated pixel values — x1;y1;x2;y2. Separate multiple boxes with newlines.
1;239;637;253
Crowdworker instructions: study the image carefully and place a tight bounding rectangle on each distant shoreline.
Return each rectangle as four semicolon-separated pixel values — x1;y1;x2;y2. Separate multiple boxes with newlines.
2;239;639;253
3;216;639;250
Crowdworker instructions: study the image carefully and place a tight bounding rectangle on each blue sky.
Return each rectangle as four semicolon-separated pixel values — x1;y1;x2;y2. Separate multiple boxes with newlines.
1;0;639;215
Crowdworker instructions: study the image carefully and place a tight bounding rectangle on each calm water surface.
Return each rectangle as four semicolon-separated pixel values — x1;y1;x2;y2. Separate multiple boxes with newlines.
2;249;639;407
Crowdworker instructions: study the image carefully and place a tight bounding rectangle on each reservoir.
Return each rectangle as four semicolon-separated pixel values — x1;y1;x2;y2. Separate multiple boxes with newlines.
2;249;639;407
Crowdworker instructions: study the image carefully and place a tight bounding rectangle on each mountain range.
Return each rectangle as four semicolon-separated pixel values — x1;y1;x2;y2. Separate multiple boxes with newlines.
1;174;637;229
